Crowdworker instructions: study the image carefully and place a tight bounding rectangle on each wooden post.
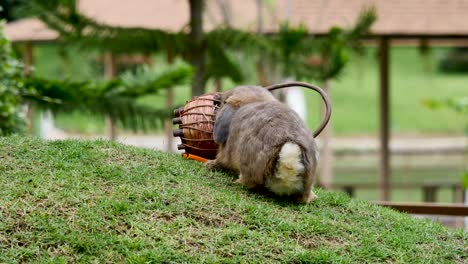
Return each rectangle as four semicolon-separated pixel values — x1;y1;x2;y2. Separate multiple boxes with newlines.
105;116;117;140
343;186;355;197
189;0;206;96
104;52;117;140
320;80;333;189
23;42;34;75
165;87;174;152
256;0;263;34
165;53;175;152
23;42;35;134
379;37;391;202
423;185;438;203
104;52;117;78
452;185;464;203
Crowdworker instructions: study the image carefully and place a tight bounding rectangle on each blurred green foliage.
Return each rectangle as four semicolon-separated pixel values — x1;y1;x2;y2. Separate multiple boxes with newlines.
23;62;193;132
423;96;468;134
270;7;376;81
0;21;25;135
438;47;468;73
422;92;467;188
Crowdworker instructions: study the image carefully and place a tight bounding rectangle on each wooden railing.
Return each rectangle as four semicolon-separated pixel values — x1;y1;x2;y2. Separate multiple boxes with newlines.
375;201;468;216
331;183;467;216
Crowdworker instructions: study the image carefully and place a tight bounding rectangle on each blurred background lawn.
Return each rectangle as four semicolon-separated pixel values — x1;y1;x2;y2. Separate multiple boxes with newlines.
33;44;466;136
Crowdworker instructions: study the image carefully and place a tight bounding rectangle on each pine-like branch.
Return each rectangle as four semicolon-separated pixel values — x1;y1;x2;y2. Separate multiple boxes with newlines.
28;0;269;87
22;64;193;131
206;27;274;56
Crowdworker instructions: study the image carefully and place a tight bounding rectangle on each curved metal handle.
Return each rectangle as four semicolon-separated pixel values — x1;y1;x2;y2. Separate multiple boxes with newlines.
265;81;332;138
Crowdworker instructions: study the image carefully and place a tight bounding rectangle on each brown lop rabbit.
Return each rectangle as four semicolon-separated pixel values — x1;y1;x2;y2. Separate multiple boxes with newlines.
206;85;319;203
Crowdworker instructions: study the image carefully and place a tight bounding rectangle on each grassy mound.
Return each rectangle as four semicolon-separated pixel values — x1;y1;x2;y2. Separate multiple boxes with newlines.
0;136;466;263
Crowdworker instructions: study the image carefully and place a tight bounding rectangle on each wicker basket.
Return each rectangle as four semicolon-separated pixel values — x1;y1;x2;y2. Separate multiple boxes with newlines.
173;93;222;160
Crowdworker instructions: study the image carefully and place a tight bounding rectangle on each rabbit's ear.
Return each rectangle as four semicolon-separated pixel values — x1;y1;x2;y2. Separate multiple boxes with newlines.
213;104;235;144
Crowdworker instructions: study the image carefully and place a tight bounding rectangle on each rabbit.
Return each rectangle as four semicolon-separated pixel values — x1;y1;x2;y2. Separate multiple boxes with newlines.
206;85;319;203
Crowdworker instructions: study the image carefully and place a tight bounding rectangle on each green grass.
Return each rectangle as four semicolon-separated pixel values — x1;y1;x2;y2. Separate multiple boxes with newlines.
0;136;466;263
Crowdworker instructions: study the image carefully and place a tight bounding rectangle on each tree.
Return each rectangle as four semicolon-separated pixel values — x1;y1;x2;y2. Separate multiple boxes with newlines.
189;0;206;95
27;0;271;96
0;0;23;21
22;62;193;132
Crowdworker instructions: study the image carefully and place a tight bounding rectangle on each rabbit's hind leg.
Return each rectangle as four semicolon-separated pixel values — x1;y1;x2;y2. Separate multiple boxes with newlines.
205;159;221;170
296;189;318;204
234;173;258;189
233;174;244;184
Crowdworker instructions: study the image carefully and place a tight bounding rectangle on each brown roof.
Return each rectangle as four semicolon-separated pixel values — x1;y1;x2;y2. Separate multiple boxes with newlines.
78;0;190;31
300;0;468;36
4;18;58;43
77;0;468;36
6;0;468;43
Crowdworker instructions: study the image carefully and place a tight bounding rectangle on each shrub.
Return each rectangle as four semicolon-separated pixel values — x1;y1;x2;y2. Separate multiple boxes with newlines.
0;21;25;135
438;47;468;73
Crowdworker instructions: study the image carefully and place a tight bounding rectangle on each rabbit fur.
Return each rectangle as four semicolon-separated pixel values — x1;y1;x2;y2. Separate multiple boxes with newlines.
206;85;318;203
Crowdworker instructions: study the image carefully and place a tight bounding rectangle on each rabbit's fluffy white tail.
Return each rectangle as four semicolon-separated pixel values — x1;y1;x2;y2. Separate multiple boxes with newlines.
267;143;304;195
